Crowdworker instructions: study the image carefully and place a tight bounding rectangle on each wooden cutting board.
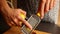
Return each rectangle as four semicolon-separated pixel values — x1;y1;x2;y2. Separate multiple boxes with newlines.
3;26;51;34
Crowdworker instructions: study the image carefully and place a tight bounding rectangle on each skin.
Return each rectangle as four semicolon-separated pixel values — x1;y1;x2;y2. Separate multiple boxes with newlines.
38;0;55;19
0;0;32;30
0;0;55;30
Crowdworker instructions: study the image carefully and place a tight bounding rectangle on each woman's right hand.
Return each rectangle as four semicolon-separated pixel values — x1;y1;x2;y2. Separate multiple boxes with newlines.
2;8;32;30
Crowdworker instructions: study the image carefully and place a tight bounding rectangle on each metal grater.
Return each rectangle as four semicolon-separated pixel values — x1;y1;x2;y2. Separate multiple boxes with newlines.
21;15;41;34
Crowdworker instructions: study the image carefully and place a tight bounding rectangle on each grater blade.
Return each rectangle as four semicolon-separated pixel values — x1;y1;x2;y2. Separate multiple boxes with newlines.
21;15;41;34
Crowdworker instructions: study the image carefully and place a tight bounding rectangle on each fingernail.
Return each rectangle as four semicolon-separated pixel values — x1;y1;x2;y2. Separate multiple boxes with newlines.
41;16;43;19
30;26;32;30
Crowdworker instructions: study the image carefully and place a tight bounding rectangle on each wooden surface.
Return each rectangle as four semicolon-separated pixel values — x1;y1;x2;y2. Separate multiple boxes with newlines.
3;26;51;34
3;21;60;34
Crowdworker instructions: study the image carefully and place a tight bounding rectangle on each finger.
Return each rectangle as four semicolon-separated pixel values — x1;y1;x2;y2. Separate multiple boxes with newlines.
44;0;50;13
17;16;32;30
9;21;17;26
11;21;15;25
12;18;23;26
11;18;19;26
49;0;54;9
20;9;26;16
5;16;13;26
10;14;19;26
53;0;55;7
7;16;16;25
40;0;46;19
16;9;26;16
6;18;12;26
10;14;22;26
7;22;12;26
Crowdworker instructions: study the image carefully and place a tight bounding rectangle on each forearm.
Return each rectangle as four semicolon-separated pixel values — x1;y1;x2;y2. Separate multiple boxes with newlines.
1;0;11;12
0;0;13;17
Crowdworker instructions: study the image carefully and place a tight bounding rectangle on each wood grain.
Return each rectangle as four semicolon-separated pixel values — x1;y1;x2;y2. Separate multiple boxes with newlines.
4;26;51;34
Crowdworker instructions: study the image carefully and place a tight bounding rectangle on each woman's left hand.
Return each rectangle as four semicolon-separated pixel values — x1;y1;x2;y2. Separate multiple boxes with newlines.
38;0;55;19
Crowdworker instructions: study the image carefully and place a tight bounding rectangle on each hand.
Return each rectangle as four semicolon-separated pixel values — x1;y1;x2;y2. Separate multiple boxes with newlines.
38;0;55;19
2;9;32;30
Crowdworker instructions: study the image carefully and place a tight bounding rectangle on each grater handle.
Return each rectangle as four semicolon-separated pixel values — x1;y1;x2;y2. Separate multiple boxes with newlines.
37;12;41;17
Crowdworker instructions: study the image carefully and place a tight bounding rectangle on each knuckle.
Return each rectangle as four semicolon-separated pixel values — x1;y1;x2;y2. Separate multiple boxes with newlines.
41;0;46;3
23;10;26;14
25;12;26;14
49;7;52;10
45;9;49;12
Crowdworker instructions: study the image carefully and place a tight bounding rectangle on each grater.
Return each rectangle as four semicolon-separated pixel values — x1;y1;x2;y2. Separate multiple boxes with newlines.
21;0;41;34
21;14;41;34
